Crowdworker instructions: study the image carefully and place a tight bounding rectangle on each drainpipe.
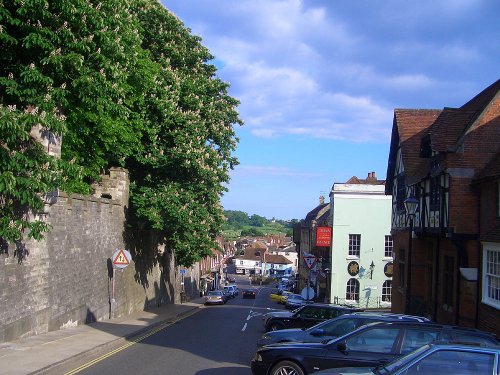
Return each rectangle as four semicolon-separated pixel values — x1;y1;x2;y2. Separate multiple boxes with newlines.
433;237;440;322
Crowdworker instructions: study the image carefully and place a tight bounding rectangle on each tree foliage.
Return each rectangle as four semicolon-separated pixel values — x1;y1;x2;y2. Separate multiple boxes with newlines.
0;0;242;266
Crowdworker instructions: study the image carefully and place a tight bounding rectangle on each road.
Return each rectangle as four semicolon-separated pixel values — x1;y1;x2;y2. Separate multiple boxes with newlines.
67;274;285;375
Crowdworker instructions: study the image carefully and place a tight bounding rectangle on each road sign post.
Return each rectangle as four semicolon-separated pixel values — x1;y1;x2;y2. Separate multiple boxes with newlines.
110;249;132;318
303;255;317;301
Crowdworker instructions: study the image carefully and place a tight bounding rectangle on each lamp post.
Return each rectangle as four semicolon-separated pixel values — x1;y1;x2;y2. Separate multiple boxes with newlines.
324;267;331;303
404;197;419;314
369;261;375;280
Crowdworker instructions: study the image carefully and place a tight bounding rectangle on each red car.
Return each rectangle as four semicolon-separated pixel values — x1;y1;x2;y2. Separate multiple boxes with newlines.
242;289;256;299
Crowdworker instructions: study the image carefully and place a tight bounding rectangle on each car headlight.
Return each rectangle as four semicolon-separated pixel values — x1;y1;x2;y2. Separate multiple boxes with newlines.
253;353;263;362
261;334;270;339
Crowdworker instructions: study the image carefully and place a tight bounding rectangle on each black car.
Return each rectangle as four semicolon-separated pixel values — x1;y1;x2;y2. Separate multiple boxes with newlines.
251;321;499;375
243;289;257;299
257;312;429;347
263;303;363;332
312;341;500;374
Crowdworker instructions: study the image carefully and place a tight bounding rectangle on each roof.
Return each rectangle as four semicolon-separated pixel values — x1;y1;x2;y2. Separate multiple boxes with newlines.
429;108;477;152
474;149;500;182
304;203;330;223
264;254;293;265
385;109;441;193
345;172;385;185
481;225;500;243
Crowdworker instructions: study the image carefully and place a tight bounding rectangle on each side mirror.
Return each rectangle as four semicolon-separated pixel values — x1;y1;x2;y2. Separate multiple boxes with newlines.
337;341;348;354
310;329;326;337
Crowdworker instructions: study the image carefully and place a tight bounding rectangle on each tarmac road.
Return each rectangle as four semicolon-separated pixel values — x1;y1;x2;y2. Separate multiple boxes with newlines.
56;274;284;375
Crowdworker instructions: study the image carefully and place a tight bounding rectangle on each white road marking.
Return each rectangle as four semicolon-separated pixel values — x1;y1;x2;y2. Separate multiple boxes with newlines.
242;323;247;331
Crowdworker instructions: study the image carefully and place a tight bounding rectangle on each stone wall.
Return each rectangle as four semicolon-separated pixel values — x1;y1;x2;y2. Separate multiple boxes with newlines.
0;169;199;343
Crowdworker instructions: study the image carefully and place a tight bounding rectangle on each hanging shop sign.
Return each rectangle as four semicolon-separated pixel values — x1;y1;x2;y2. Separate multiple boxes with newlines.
347;261;359;276
316;226;332;247
384;262;394;277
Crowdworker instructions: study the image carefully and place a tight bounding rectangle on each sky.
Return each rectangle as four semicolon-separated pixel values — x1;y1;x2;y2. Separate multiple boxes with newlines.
162;0;499;221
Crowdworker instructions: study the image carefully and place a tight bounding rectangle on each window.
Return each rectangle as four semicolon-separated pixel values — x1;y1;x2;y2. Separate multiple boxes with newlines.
443;256;454;307
346;327;399;353
483;246;500;309
240;260;244;265
382;280;392;302
430;176;441;210
403;350;495;375
346;278;359;301
385;235;393;258
401;328;441;354
399;249;406;288
396;175;405;211
348;234;361;257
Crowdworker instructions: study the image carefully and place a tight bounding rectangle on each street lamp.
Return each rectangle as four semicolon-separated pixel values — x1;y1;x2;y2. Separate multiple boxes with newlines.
324;267;331;303
404;197;419;314
369;261;375;279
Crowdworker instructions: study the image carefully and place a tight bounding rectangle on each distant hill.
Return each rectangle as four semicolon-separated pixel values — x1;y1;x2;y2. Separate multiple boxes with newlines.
222;210;299;239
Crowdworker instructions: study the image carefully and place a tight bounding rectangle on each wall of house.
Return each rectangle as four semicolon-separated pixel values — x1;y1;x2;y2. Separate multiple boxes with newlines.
330;187;392;308
0;170;193;343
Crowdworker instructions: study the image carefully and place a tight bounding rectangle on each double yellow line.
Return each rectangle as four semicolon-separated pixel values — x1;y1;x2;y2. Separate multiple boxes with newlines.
65;309;200;374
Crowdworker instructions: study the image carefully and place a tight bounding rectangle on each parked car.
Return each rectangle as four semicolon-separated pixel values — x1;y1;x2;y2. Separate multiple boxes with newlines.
228;284;239;296
204;290;226;305
251;321;499;375
243;289;256;299
269;290;293;303
285;294;307;309
223;285;237;298
257;312;429;347
263;303;363;332
311;341;500;374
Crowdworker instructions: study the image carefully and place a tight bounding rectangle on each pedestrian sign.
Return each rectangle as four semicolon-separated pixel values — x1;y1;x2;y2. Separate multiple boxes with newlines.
112;249;132;269
304;255;317;270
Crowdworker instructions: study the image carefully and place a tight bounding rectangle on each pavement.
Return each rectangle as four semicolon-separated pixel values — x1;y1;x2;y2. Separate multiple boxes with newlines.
0;296;207;375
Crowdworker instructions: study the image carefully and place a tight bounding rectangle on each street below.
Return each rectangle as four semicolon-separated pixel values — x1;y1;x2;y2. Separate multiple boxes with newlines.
61;274;282;375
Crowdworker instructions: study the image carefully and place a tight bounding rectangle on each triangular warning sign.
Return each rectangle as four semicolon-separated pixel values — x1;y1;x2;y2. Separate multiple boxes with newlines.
304;256;316;270
113;249;130;265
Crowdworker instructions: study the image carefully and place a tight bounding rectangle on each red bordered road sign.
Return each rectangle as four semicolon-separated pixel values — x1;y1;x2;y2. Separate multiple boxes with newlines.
112;249;132;269
304;255;317;270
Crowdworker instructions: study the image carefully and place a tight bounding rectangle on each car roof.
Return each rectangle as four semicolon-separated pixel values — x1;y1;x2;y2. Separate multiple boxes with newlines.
428;341;500;351
302;303;363;310
360;321;498;338
341;311;430;322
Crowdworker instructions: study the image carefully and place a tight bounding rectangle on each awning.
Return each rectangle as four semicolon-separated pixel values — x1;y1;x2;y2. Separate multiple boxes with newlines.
200;274;214;282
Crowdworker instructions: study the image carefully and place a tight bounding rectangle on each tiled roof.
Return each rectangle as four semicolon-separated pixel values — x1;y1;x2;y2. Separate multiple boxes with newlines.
474;150;500;182
481;225;500;243
346;172;385;185
305;203;329;221
385;109;441;192
264;254;293;265
429;108;477;152
461;79;500;111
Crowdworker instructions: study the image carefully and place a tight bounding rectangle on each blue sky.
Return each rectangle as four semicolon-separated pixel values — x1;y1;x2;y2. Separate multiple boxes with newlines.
162;0;499;220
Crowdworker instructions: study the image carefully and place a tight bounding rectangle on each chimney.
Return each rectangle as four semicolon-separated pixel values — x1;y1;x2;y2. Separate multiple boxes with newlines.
319;195;325;205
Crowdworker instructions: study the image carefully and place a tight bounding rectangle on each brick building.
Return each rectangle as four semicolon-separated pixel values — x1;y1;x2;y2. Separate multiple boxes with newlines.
385;79;500;335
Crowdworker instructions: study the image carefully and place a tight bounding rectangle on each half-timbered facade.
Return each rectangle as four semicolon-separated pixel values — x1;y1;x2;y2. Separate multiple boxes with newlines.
385;79;500;335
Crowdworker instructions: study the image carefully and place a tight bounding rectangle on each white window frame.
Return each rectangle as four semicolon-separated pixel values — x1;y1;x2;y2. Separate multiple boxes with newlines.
348;234;361;258
382;280;392;302
482;243;500;309
384;235;393;258
346;278;360;301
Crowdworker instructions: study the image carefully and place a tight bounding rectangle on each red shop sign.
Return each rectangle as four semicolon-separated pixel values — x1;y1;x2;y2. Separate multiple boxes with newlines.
316;226;332;247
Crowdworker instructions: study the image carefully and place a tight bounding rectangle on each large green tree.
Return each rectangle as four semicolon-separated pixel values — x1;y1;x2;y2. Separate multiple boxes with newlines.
0;0;242;265
127;0;241;266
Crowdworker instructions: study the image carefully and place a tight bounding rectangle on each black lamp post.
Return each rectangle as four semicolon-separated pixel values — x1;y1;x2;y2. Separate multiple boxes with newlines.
324;267;331;303
404;197;419;314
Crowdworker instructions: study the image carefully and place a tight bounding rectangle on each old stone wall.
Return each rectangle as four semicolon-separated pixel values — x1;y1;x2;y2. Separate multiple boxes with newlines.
0;170;199;343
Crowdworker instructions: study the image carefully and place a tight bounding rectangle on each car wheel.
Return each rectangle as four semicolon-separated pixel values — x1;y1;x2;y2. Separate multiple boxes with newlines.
267;322;285;331
270;360;304;375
